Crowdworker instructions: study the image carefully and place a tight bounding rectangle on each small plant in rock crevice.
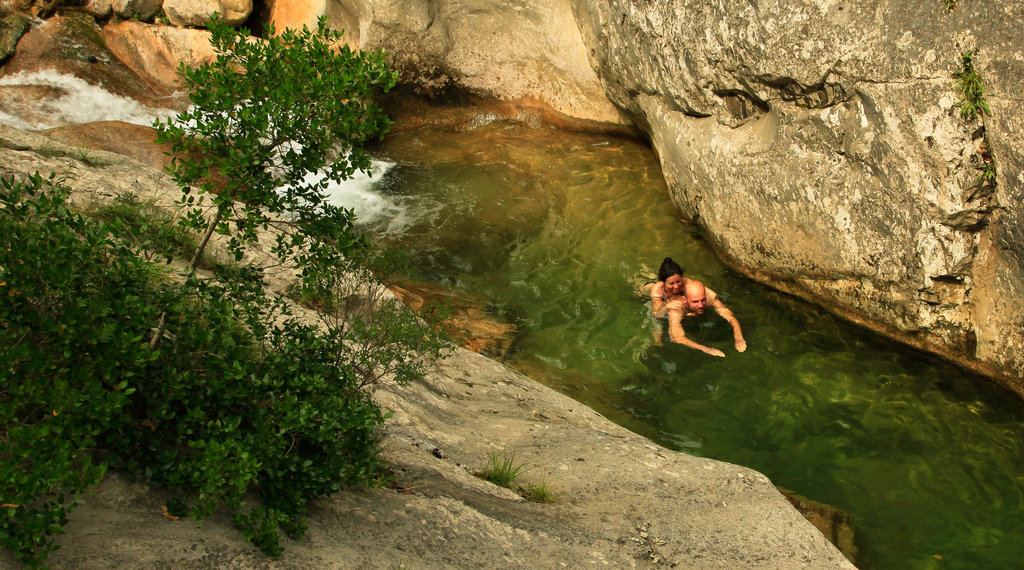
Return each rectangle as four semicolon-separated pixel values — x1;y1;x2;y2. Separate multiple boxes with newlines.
950;50;1000;192
953;50;990;121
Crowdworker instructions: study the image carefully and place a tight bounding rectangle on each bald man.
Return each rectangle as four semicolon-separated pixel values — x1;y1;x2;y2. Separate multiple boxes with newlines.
664;280;747;357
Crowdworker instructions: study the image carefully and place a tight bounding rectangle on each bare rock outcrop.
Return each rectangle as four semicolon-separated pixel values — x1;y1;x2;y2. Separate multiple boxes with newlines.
259;0;628;126
162;0;252;28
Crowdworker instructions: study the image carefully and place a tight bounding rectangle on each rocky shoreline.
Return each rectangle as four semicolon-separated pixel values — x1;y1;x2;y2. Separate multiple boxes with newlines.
0;122;853;568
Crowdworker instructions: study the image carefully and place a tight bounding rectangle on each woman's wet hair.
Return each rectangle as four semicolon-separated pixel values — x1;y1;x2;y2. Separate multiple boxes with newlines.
658;257;684;282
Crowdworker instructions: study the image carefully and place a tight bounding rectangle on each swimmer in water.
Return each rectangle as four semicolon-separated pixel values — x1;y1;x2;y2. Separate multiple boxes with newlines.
649;257;747;357
649;257;688;320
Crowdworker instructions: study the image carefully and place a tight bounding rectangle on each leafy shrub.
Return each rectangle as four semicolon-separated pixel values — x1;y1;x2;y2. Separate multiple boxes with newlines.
1;173;154;566
1;172;445;565
84;190;202;266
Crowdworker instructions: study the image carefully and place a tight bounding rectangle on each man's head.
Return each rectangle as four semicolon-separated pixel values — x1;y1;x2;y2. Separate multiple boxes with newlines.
683;281;708;314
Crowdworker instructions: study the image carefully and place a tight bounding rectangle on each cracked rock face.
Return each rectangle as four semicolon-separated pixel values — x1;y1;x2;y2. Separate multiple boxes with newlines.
570;0;1024;389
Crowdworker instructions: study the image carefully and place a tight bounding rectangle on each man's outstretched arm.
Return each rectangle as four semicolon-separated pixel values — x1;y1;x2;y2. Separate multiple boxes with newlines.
668;308;725;357
712;301;746;352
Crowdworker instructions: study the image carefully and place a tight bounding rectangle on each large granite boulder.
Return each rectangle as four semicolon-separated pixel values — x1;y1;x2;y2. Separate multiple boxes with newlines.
261;0;627;125
100;19;216;92
567;0;1024;391
0;12;180;107
162;0;252;28
111;0;162;20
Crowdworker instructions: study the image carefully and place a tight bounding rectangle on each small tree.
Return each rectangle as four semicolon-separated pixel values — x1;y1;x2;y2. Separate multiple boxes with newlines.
154;14;397;283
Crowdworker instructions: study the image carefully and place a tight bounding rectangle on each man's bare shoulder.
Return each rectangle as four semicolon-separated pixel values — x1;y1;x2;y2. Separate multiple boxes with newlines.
704;287;720;305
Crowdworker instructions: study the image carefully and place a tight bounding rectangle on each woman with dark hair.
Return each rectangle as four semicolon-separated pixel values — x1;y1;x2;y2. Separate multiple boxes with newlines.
650;257;688;319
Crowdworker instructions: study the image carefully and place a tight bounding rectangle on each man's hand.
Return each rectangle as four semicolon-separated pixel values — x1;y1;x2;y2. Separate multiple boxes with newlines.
735;337;747;352
704;347;725;357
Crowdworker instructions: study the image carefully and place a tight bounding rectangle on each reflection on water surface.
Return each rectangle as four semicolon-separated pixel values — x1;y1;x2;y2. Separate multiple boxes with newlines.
360;121;1024;569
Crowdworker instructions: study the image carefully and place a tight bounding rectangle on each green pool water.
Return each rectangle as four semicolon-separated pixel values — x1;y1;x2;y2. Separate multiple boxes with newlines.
361;120;1024;569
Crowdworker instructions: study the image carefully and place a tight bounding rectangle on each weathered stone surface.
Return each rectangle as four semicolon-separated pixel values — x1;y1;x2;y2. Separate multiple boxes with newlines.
162;0;252;28
41;120;174;170
569;0;1024;390
111;0;161;20
83;0;113;19
101;19;215;93
287;0;628;125
0;122;854;569
0;0;33;17
0;12;180;107
0;13;30;64
251;0;335;33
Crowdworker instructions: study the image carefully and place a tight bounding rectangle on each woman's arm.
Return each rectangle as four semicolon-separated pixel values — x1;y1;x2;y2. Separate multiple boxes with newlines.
651;282;667;318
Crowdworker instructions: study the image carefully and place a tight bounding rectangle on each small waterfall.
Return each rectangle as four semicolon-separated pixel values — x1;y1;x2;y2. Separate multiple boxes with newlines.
0;70;178;130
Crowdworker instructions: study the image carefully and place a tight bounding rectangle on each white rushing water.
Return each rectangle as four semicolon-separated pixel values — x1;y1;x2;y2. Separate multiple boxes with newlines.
0;69;179;130
0;69;411;227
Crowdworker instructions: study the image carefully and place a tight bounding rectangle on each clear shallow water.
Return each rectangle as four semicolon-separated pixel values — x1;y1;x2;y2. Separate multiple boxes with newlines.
361;121;1024;569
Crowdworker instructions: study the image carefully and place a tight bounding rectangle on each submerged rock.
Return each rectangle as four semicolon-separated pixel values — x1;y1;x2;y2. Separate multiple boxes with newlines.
781;487;858;564
390;279;517;360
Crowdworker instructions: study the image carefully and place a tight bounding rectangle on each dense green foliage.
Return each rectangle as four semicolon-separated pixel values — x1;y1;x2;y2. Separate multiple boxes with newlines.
2;16;451;567
1;174;146;567
154;15;396;271
0;174;397;565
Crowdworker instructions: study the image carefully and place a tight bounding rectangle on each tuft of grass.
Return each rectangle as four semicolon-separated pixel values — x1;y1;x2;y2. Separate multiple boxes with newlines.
477;451;527;488
521;480;556;503
953;50;990;120
939;0;957;12
35;144;66;159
